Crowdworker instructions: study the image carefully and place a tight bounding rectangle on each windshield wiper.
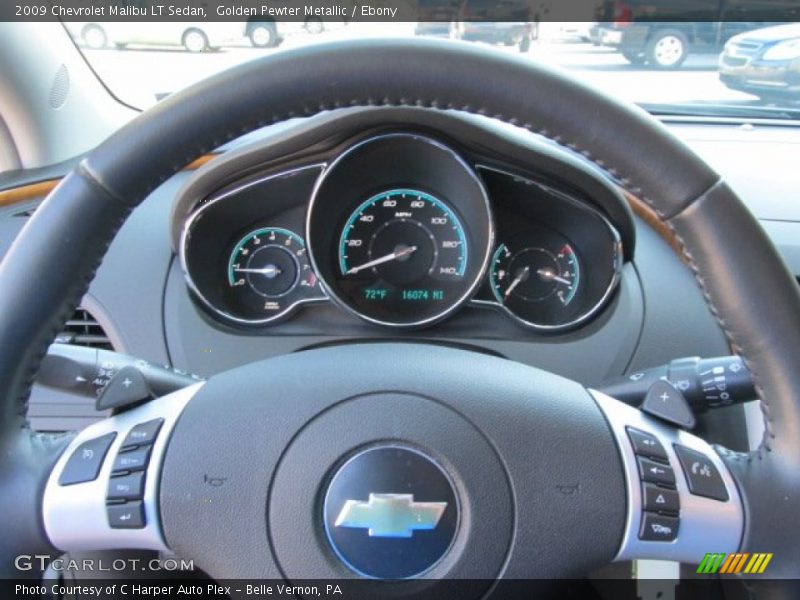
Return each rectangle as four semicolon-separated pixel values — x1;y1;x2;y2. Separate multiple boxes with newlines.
640;101;800;122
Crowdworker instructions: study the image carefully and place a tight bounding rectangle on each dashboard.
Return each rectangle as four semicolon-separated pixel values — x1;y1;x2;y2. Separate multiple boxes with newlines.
6;105;796;449
175;113;630;335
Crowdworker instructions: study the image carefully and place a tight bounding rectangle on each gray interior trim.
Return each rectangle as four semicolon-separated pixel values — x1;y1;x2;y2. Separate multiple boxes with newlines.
0;23;135;170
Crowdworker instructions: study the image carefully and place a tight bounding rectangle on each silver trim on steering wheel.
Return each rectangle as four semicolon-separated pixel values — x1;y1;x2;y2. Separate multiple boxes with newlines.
42;383;202;552
591;389;744;564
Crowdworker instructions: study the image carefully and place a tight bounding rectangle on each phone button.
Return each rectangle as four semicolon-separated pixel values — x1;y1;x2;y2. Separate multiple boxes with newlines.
673;444;729;501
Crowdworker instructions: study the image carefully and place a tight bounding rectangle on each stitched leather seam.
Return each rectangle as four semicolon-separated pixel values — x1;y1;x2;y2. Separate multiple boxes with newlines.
78;162;132;207
665;201;771;462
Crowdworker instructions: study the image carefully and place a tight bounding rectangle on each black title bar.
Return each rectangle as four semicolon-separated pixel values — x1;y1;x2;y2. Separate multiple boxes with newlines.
5;0;800;23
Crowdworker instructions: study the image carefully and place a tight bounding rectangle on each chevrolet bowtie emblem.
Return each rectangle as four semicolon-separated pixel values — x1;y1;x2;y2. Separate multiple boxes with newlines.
334;493;447;538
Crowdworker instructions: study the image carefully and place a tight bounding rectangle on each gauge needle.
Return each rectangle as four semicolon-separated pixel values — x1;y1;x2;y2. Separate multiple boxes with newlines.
346;245;418;275
234;265;282;278
537;268;571;286
504;266;530;298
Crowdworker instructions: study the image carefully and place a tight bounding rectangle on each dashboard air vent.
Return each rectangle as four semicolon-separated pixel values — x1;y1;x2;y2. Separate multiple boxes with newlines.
55;308;114;350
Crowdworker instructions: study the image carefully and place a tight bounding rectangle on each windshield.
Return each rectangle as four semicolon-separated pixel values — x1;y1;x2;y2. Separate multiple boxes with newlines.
60;18;800;119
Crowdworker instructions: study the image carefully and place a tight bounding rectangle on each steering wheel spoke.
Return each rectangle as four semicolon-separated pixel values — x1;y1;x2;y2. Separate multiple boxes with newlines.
42;384;201;554
591;390;744;564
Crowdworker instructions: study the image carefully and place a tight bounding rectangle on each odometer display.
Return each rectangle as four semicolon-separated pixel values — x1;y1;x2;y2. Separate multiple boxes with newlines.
336;189;470;326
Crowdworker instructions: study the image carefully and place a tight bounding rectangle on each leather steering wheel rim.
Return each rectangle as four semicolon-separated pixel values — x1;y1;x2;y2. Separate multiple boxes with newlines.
0;38;799;577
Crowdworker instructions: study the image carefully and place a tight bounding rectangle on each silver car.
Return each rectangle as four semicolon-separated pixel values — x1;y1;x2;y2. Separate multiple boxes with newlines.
66;21;280;52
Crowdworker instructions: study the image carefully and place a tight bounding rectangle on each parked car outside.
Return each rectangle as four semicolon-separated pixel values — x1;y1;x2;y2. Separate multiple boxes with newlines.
414;0;462;37
589;0;800;68
552;22;593;42
719;23;800;101
66;21;283;52
458;21;531;45
591;20;780;69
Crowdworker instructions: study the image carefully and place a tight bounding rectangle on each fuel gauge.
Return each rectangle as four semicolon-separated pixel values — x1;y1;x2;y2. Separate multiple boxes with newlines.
494;245;579;306
490;230;591;329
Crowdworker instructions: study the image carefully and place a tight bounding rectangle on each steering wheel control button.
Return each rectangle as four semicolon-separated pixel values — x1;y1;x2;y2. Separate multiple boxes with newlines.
641;380;696;429
58;432;117;486
639;512;679;542
121;418;164;448
637;456;676;486
112;445;152;473
107;472;145;501
323;445;458;579
626;427;668;462
673;444;729;501
642;482;680;514
107;500;145;529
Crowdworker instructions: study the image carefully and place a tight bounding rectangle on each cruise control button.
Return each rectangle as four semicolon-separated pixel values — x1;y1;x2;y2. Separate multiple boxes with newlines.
673;444;729;501
639;512;679;541
122;418;163;448
626;427;668;461
108;472;145;501
58;432;117;486
112;446;151;473
637;457;676;486
107;501;145;529
642;483;680;513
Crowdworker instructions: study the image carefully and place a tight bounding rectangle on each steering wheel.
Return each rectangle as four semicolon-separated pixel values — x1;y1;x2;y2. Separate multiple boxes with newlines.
1;39;798;593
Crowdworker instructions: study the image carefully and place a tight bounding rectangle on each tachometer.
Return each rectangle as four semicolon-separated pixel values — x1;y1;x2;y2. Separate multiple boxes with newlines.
224;227;320;322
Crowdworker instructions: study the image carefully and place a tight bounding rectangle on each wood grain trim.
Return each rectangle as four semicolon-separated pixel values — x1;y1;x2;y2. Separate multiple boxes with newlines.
0;153;219;208
184;153;217;170
0;179;60;208
622;189;685;259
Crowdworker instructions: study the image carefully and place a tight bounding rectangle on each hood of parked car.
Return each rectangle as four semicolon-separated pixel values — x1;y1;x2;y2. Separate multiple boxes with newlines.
731;22;800;43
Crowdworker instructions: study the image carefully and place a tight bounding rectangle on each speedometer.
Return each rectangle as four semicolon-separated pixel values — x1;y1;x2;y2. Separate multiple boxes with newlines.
306;133;494;328
336;189;469;324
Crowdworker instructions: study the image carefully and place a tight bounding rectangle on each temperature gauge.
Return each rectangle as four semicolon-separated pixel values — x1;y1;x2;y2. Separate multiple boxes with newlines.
489;230;587;329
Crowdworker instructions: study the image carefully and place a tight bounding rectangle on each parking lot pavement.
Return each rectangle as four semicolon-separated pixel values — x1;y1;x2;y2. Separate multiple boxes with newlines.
81;26;757;110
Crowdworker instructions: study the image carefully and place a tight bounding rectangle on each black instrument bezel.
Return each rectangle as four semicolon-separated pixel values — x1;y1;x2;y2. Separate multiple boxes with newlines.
174;108;635;334
305;133;495;329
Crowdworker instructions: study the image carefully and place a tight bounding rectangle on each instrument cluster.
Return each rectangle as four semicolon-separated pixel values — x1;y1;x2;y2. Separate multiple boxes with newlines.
179;132;623;333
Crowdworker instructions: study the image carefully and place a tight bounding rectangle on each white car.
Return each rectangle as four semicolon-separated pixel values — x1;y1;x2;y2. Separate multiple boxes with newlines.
67;21;281;52
550;22;593;42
